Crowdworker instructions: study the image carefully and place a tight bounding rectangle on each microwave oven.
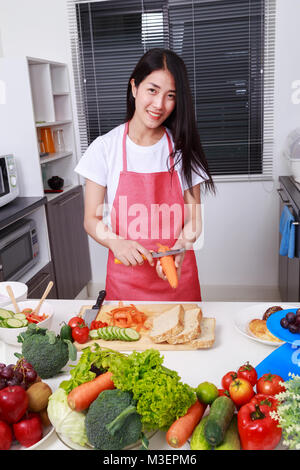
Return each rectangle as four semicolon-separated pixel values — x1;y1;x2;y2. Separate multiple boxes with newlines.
0;155;19;208
0;218;39;281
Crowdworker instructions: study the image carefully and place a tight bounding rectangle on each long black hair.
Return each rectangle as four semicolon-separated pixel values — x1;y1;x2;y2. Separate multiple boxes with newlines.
126;48;215;195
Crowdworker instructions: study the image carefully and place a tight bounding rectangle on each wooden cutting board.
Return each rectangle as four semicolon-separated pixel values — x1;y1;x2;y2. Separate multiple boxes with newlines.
74;303;216;351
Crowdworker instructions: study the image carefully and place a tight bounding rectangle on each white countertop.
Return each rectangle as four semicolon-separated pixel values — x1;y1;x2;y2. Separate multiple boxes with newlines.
0;299;294;451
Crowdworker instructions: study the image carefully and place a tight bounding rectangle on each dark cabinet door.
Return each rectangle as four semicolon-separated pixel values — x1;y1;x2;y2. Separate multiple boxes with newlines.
46;185;92;299
278;183;300;302
27;262;57;299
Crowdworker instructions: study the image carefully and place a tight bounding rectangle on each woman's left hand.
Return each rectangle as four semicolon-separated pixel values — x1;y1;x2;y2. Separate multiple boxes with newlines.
155;243;186;282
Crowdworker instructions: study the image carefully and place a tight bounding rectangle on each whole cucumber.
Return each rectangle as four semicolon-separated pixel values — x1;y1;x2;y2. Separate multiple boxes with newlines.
190;415;240;450
204;395;235;447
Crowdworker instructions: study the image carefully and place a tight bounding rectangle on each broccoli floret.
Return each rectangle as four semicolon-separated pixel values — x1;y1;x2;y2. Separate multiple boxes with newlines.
17;324;77;379
85;389;142;450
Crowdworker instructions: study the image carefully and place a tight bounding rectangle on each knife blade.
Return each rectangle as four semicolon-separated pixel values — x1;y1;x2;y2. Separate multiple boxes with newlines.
114;248;185;264
84;290;106;328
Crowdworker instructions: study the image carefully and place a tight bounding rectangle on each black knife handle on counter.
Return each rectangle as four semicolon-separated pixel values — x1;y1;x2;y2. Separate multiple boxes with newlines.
92;290;106;310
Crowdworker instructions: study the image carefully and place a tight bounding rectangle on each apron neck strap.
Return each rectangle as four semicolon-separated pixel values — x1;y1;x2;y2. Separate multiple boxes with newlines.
122;121;174;172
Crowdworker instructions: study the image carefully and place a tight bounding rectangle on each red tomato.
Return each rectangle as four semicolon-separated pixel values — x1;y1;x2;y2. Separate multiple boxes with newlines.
72;324;90;344
250;394;278;412
256;373;285;396
218;388;230;398
68;316;85;329
221;371;237;390
13;413;43;448
237;362;258;387
229;378;255;407
0;386;28;424
0;420;13;450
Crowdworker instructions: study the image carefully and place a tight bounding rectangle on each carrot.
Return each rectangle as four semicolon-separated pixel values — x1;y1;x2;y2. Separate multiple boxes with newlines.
166;400;207;448
67;371;115;412
157;243;178;289
107;304;149;331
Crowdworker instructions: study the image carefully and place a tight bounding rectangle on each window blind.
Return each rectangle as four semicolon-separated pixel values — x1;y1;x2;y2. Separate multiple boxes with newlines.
68;0;276;180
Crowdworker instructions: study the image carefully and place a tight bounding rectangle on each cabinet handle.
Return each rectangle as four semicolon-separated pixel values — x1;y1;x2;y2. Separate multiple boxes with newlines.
277;188;291;204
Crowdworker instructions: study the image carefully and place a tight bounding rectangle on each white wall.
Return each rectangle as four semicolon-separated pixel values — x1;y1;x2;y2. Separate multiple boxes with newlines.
0;0;299;299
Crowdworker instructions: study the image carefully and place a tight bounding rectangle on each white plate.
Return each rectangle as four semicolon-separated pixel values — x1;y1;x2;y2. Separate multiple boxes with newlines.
10;425;54;450
234;302;300;346
56;429;157;451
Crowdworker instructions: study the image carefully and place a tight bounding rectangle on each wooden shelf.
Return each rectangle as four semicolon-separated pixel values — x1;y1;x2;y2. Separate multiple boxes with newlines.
40;151;73;164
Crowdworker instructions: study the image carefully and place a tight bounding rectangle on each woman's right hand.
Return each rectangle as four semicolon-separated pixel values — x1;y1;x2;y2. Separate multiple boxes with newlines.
110;239;155;267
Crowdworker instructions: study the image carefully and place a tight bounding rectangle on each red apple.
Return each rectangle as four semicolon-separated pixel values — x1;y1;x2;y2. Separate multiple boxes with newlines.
13;412;43;448
0;386;28;423
0;420;13;450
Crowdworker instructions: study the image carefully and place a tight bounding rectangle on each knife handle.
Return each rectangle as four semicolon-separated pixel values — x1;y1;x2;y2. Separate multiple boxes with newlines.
92;290;106;309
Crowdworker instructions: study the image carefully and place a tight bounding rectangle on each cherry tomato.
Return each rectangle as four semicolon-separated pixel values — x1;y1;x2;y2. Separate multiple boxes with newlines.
72;324;90;344
250;394;278;412
68;316;85;329
237;362;258;387
90;320;108;330
256;373;285;396
221;371;237;390
218;388;230;398
229;378;255;407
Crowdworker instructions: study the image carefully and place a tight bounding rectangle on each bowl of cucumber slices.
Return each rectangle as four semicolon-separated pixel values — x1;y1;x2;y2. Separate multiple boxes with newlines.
0;300;54;346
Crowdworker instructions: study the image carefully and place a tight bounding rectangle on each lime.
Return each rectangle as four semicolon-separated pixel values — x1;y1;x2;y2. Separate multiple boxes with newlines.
196;381;219;405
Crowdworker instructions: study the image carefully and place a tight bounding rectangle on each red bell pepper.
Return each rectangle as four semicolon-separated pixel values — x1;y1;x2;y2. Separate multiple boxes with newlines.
237;402;282;450
250;394;278;412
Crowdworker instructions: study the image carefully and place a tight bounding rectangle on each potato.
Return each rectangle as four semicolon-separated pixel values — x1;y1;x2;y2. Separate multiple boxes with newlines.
26;381;52;412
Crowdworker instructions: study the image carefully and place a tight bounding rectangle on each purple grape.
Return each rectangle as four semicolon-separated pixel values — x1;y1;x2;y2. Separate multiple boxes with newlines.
1;366;14;380
0;378;6;390
0;363;6;370
286;312;296;324
13;370;23;383
280;317;289;329
6;377;20;386
288;323;299;334
25;369;37;384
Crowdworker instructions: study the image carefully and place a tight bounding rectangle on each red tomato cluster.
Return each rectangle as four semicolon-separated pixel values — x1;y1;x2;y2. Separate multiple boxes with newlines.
68;316;108;344
220;362;285;450
0;386;43;450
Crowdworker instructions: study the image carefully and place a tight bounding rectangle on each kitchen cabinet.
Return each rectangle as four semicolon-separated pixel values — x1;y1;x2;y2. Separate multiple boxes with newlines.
27;262;57;299
278;177;300;301
46;185;91;299
0;56;92;297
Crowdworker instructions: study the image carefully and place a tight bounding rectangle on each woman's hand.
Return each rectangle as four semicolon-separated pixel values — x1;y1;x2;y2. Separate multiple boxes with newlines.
155;242;186;282
110;239;155;267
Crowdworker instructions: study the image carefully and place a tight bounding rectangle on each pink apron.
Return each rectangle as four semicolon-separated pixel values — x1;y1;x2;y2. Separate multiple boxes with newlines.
105;122;201;301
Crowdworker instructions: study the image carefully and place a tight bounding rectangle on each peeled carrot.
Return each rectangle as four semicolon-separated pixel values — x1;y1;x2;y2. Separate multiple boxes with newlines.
166;400;207;448
67;371;115;411
157;243;178;289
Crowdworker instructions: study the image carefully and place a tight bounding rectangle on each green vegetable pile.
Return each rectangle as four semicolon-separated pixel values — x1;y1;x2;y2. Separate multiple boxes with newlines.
17;323;77;379
270;373;300;450
60;345;196;431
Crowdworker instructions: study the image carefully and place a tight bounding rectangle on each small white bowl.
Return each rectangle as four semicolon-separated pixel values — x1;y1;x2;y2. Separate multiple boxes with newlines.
0;282;28;307
0;300;54;347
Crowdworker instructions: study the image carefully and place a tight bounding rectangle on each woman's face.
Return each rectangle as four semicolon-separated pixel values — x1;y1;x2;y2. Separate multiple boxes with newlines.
130;68;176;130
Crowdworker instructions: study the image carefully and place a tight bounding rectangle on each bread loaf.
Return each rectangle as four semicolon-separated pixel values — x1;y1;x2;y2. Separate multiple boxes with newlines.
149;304;184;343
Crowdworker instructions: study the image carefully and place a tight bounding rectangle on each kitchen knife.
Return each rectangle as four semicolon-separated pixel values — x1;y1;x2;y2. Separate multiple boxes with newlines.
83;290;106;328
114;248;185;264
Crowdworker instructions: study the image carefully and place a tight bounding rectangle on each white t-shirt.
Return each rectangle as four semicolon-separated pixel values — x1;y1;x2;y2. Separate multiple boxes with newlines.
75;123;207;211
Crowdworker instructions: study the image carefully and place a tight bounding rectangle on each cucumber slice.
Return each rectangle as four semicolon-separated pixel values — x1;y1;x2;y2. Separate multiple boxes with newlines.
14;313;27;321
89;329;100;339
21;319;28;327
106;326;116;339
6;318;24;328
112;326;122;339
119;328;130;341
123;328;140;341
98;327;110;340
0;309;13;320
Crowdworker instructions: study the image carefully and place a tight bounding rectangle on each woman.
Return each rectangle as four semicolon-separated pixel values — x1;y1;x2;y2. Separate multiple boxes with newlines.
75;48;215;301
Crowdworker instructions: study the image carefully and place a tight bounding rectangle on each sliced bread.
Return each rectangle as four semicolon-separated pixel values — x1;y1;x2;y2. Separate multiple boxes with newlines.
167;307;202;344
186;317;216;349
149;304;184;343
